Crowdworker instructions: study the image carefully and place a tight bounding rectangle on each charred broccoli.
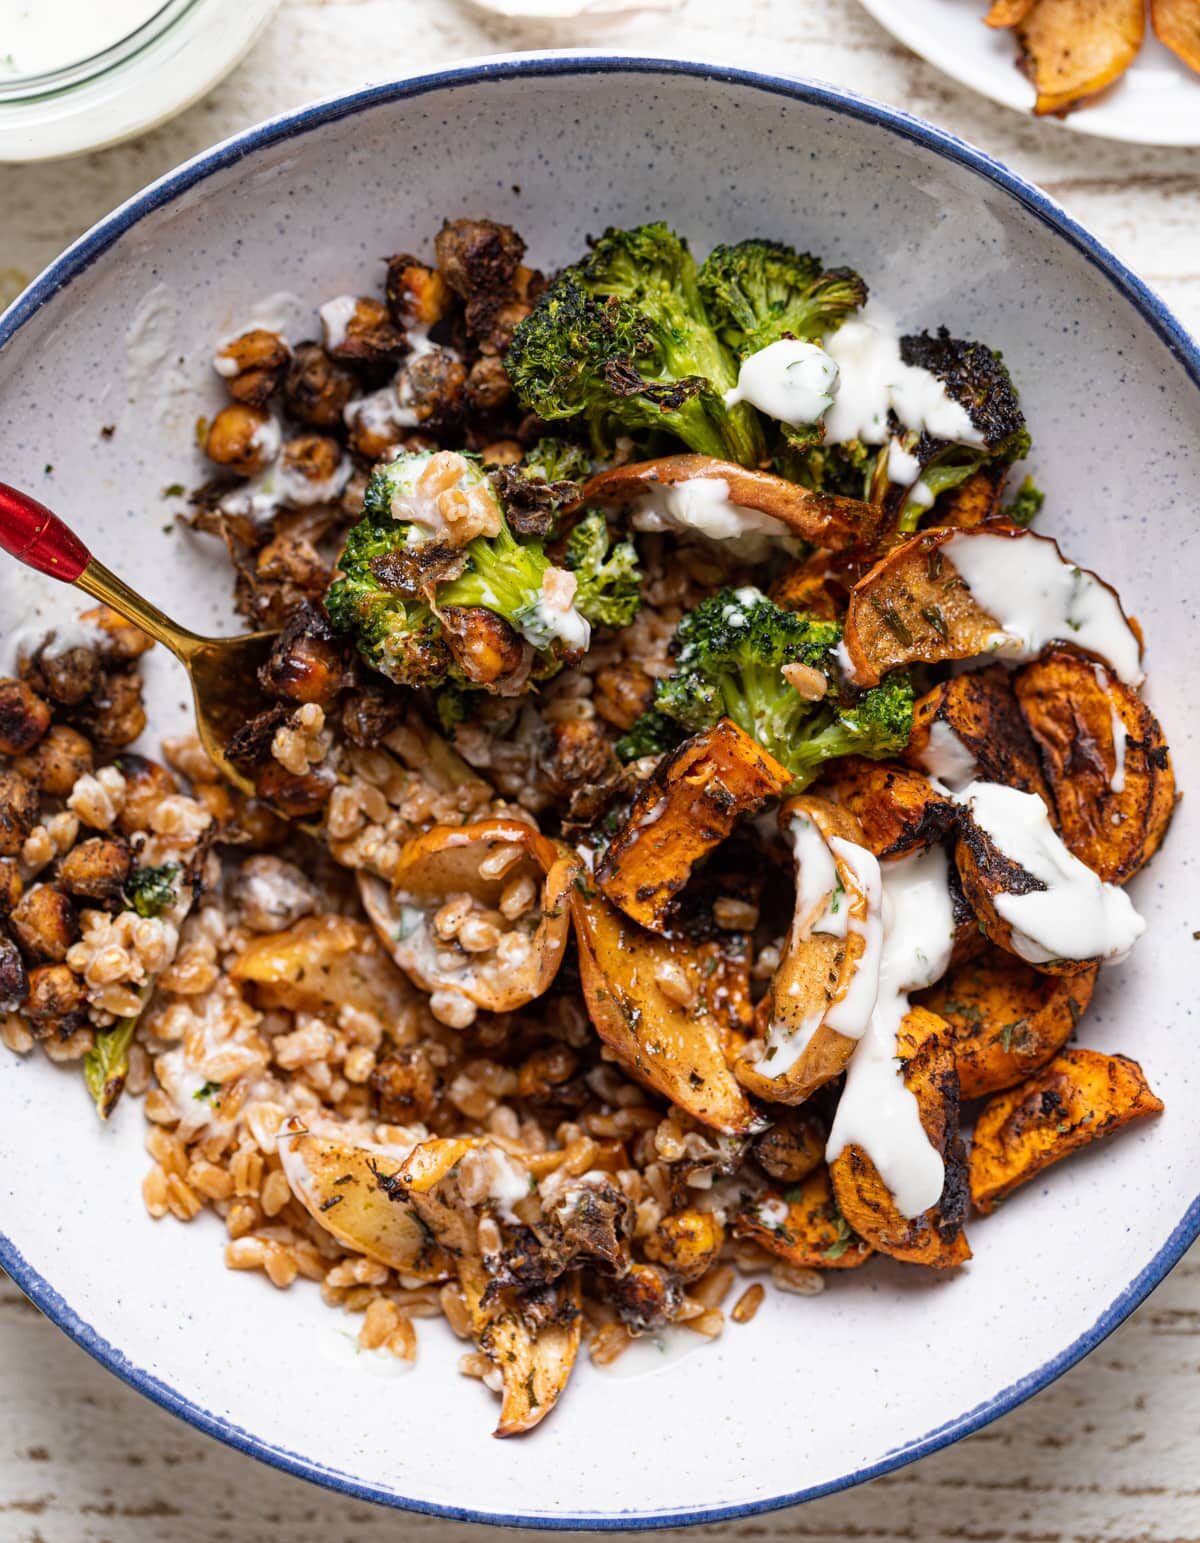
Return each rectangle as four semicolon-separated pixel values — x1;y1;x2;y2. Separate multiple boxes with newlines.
698;239;867;357
505;224;766;466
1002;473;1045;527
618;587;913;789
124;863;180;920
564;511;641;629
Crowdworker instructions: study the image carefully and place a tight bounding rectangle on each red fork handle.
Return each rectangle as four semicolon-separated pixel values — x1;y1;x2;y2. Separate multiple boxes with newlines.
0;482;91;583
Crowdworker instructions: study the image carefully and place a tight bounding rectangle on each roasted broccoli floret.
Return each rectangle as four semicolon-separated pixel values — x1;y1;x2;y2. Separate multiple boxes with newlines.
891;329;1030;532
619;587;913;789
614;708;684;764
505;224;765;466
1001;474;1045;527
520;437;593;485
698;239;867;357
124;863;180;920
324;517;453;686
563;511;642;629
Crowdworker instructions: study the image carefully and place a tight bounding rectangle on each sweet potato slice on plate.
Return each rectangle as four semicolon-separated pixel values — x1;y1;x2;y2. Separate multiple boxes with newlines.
734;1166;872;1269
577;454;886;552
829;1007;971;1268
927;464;1010;529
986;0;1036;25
736;797;881;1107
1151;0;1200;71
1014;647;1175;885
596;718;791;932
916;942;1097;1099
813;755;955;860
969;1047;1162;1212
231;915;420;1024
903;665;1054;807
1017;0;1145;115
571;878;763;1135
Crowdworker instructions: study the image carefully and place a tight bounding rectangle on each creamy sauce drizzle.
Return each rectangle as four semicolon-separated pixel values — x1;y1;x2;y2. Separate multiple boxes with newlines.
1093;665;1128;793
630;478;790;553
944;532;1143;685
724;339;839;426
919;719;979;793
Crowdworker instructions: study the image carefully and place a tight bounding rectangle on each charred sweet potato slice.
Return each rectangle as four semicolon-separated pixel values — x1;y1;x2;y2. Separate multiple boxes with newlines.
903;665;1054;808
736;797;879;1107
768;552;842;620
578;455;887;552
733;1166;872;1269
231;915;420;1025
813;756;955;860
360;819;578;1015
1014;648;1175;885
277;1123;455;1280
969;1048;1163;1212
1017;0;1145;116
1151;0;1200;71
596;718;791;932
571;879;763;1136
916;943;1097;1099
928;464;1009;529
829;1007;971;1268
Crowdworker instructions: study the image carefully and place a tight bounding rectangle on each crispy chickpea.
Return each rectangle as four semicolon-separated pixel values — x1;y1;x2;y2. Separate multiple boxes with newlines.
592;663;656;733
25;643;100;707
13;724;94;798
0;860;23;918
280;434;343;499
0;771;39;858
258;604;345;708
385;254;452;329
114;754;178;836
193;782;237;829
283;342;357;429
254;762;335;818
10;884;78;963
643;1210;726;1284
479;439;524;468
607;1262;683;1334
58;837;132;904
465;354;512;416
340;685;405;749
517;1045;579;1100
406;349;468;434
226;796;289;850
322;297;407;365
77;670;146;753
0;932;28;1011
23;963;86;1034
434;219;525;298
371;1047;440;1124
216;328;290;407
438;606;528;688
752;1115;826;1185
206;403;278;477
0;678;51;755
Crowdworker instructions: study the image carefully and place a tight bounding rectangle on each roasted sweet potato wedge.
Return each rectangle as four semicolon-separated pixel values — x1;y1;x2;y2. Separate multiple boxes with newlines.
903;665;1054;807
277;1122;455;1280
1014;648;1175;885
1017;0;1145;116
359;818;578;1013
813;755;956;859
768;551;842;620
736;797;880;1106
571;878;763;1135
577;455;887;552
596;718;791;932
986;0;1036;25
969;1048;1163;1212
928;464;1009;528
843;526;1141;688
1151;0;1200;71
829;1007;971;1268
231;915;419;1026
734;1166;872;1269
916;943;1097;1099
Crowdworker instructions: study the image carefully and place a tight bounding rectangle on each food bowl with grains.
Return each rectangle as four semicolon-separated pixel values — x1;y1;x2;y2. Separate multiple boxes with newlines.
0;56;1196;1530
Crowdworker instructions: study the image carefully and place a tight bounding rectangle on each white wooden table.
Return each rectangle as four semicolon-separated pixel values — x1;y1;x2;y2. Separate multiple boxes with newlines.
2;2;1199;1537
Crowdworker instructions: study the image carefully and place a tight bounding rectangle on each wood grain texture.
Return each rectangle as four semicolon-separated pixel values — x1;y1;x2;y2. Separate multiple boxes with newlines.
1;0;1198;1535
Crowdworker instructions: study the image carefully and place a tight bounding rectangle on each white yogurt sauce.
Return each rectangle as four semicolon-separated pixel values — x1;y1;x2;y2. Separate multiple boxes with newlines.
724;339;839;427
958;780;1145;965
826;845;957;1219
885;437;934;508
520;569;591;653
480;1145;534;1221
318;295;360;352
630;478;790;547
919;718;980;794
821;304;984;449
5;612;107;672
822;837;884;1038
1093;665;1128;793
943;531;1144;686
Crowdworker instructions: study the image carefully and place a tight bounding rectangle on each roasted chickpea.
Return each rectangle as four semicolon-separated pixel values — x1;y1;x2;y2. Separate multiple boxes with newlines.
606;1262;683;1334
114;754;178;836
205;403;278;476
0;771;39;858
340;685;405;749
58;836;132;904
23;963;86;1034
371;1047;440;1124
216;327;290;407
404;349;468;434
0;932;28;1010
321;296;407;365
643;1210;726;1284
752;1114;826;1185
0;678;51;755
10;883;78;963
0;859;23;918
385;254;452;329
438;606;528;688
434;218;525;298
76;670;146;753
592;663;656;733
279;434;343;501
14;724;95;798
254;762;335;818
517;1045;579;1100
479;439;524;468
283;342;357;429
24;642;100;707
193;782;237;829
258;604;345;708
465;354;512;415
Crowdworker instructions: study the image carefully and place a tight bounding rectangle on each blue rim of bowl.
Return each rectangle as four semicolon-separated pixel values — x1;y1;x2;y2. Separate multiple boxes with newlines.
1;52;1198;1531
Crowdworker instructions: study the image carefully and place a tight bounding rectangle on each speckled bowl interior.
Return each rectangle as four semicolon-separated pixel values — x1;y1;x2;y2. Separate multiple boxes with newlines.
0;57;1197;1530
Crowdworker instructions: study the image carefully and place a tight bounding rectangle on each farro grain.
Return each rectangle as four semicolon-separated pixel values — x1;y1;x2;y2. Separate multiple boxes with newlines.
771;1261;826;1296
732;1283;765;1323
440;1284;472;1339
165;1173;202;1221
589;1323;632;1366
693;1265;735;1309
682;1307;725;1339
359;1297;401;1350
260;1167;292;1218
143;1166;170;1219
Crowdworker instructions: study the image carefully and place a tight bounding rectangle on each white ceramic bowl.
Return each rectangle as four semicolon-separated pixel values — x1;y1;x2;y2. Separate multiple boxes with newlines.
0;55;1197;1530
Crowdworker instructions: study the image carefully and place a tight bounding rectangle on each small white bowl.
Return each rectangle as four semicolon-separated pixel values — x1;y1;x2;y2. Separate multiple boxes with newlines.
0;55;1197;1530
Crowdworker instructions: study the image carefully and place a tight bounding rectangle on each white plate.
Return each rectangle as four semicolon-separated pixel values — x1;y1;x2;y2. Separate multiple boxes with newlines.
0;55;1198;1530
856;0;1200;145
